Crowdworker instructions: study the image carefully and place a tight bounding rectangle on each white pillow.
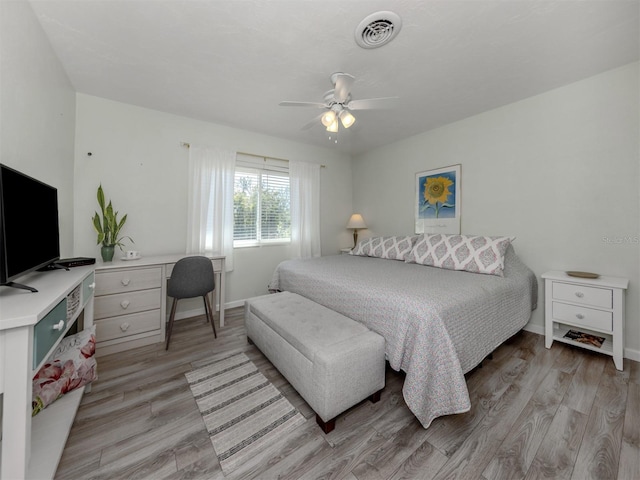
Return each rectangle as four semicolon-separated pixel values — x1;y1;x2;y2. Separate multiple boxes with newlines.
350;236;417;261
406;234;512;276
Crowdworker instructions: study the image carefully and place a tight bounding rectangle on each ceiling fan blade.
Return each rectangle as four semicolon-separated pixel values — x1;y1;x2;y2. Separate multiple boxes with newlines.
333;73;355;103
279;101;327;108
347;96;399;110
301;114;324;130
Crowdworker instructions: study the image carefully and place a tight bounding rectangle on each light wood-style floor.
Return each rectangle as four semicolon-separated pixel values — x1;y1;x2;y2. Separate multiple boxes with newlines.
56;307;639;480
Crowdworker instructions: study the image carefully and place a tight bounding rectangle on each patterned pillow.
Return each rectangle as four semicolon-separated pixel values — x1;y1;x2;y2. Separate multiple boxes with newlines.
350;236;417;261
32;325;97;416
406;234;512;276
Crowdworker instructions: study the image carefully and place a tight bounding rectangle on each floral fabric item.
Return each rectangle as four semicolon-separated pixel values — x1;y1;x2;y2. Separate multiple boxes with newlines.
32;325;97;416
350;236;417;261
406;234;512;276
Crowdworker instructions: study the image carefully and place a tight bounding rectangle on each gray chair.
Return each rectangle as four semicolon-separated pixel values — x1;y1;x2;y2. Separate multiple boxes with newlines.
166;256;217;350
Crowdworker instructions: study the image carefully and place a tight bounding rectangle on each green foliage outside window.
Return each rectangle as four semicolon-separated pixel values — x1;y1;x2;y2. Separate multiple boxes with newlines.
234;169;290;244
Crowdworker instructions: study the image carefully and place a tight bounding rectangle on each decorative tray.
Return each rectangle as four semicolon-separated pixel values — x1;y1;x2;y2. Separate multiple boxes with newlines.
566;271;599;279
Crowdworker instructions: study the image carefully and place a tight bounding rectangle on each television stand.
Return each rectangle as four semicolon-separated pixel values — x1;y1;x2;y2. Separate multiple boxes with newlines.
0;266;95;479
0;281;38;292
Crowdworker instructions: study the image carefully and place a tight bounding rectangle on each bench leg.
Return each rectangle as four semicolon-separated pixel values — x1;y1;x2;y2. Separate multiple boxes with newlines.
369;389;382;403
316;414;335;434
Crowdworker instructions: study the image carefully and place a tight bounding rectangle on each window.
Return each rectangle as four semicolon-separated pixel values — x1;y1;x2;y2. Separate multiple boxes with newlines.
233;155;290;247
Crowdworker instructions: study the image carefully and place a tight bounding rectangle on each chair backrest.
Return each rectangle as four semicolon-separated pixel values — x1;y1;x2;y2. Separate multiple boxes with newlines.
168;256;215;299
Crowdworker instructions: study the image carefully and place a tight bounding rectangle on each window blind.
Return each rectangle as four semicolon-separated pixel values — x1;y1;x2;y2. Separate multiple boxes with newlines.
233;154;290;246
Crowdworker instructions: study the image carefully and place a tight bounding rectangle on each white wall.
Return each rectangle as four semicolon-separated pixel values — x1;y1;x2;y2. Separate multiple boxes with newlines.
352;63;640;360
0;0;76;256
73;94;353;309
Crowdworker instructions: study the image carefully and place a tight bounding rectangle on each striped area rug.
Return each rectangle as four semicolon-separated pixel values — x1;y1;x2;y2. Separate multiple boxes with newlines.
185;352;306;475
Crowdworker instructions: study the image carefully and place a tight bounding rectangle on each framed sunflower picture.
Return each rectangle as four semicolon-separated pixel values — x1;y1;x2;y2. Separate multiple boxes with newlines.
415;164;461;234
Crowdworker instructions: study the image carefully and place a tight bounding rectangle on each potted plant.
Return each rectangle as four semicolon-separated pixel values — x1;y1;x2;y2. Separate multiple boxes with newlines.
92;184;133;262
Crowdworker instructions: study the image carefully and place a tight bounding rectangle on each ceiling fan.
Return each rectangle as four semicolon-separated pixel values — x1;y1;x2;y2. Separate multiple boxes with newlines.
279;72;397;136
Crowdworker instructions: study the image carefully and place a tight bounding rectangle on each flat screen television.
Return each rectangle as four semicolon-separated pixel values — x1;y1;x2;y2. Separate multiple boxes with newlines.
0;164;60;291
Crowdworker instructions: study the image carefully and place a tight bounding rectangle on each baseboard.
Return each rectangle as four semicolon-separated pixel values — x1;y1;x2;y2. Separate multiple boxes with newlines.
523;323;544;336
523;321;639;363
174;299;245;321
624;347;640;363
175;302;640;363
174;307;207;321
225;299;245;309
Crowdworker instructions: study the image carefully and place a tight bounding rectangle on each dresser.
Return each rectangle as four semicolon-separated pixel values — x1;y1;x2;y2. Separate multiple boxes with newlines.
94;254;225;355
542;270;628;370
0;265;95;479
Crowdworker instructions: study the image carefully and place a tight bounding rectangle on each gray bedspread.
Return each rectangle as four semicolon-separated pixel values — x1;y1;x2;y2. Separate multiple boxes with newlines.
268;246;538;428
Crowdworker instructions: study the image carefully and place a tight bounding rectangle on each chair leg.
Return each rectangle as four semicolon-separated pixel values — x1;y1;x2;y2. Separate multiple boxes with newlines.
203;294;217;338
166;298;178;350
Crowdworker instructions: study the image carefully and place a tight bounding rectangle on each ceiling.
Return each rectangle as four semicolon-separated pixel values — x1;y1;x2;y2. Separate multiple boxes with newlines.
28;0;639;156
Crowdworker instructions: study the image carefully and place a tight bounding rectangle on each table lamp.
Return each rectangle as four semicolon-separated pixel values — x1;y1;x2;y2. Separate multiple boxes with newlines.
347;213;367;247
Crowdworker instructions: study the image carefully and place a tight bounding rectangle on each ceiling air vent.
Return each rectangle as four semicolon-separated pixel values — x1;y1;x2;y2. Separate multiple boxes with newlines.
355;11;402;49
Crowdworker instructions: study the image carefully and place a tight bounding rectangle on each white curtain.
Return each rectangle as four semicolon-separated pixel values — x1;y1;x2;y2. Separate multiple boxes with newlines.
186;145;235;272
289;160;321;258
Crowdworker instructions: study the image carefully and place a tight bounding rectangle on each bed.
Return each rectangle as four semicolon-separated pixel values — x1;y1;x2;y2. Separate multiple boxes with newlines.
268;235;538;428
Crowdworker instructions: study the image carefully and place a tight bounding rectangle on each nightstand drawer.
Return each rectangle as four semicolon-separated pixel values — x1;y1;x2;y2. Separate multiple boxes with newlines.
552;282;612;309
95;288;162;319
96;310;161;341
95;267;162;295
552;302;613;332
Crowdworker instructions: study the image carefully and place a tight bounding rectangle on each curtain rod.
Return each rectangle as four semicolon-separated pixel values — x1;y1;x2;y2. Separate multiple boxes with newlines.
181;142;325;168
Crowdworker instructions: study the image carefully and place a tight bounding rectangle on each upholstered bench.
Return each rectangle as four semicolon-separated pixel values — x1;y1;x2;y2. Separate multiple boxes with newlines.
244;291;386;433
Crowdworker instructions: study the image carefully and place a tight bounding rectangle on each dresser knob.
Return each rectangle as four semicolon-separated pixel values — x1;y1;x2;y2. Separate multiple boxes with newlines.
52;320;65;331
576;313;585;320
88;282;96;289
120;323;130;332
575;291;584;298
121;278;131;286
120;300;130;309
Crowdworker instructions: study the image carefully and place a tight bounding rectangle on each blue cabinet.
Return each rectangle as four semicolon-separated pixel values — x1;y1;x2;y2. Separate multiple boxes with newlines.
33;298;67;369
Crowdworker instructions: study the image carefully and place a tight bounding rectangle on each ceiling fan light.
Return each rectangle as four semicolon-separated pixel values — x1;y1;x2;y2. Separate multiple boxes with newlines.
339;110;356;128
321;110;336;127
326;119;339;133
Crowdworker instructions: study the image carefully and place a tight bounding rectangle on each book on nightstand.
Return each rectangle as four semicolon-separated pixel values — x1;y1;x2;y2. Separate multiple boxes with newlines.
563;329;605;348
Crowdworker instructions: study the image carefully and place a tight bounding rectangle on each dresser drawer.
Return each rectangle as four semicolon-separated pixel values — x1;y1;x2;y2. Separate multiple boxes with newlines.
552;282;612;309
33;299;67;368
552;302;613;332
95;288;162;319
95;267;162;296
95;310;161;342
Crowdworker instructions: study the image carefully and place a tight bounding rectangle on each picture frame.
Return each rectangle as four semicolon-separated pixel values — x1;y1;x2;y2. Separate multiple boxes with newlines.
415;164;461;234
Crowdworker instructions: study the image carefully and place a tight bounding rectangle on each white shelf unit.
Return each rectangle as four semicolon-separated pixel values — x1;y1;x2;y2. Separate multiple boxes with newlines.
542;270;628;370
0;266;95;480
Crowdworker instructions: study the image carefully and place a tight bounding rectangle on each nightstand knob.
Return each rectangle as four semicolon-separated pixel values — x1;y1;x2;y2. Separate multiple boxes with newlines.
121;278;131;286
120;300;130;309
52;320;65;331
575;313;585;320
574;291;584;298
120;323;130;332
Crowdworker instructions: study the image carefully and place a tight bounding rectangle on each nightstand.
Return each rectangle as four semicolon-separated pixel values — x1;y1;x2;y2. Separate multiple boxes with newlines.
542;270;628;370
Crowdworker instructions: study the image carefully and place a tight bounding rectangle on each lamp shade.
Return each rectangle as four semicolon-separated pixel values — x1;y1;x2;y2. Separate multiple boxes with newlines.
347;213;367;229
326;118;339;133
339;110;356;128
321;110;337;127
